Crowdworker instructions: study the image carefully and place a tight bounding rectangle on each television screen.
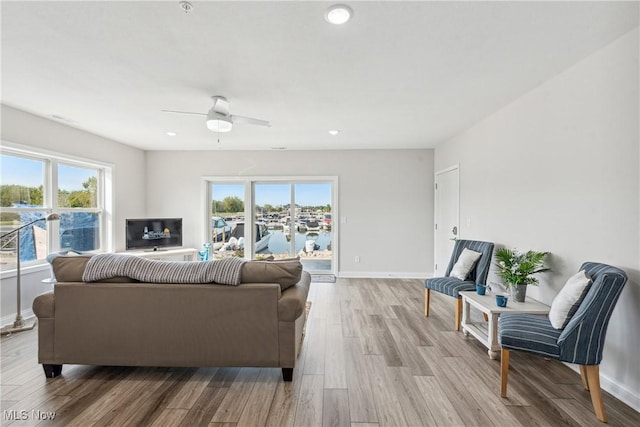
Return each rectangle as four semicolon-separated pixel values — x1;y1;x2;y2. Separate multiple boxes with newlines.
126;218;183;251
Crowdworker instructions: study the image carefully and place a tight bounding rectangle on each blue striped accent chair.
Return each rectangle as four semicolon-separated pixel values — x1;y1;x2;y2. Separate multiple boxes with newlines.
499;262;627;423
424;239;494;331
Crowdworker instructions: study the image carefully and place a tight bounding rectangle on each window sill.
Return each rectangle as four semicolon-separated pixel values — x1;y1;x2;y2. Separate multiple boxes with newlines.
0;261;50;279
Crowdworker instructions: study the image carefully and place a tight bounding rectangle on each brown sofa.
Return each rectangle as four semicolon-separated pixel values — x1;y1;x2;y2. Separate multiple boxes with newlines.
32;255;310;381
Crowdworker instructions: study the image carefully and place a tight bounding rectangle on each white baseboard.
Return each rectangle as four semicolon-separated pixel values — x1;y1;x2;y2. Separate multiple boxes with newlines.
564;363;640;412
338;271;432;279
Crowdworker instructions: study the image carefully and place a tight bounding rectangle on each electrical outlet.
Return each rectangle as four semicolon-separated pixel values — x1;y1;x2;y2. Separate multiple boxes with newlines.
355;255;360;263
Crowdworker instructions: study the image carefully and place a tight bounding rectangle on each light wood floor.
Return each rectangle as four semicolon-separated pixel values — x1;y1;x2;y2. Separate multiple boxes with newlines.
1;278;638;426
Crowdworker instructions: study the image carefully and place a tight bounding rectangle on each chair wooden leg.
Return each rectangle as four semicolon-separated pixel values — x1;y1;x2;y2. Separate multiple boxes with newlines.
580;365;590;390
583;365;607;422
424;289;430;317
454;298;462;331
500;348;510;397
483;313;489;321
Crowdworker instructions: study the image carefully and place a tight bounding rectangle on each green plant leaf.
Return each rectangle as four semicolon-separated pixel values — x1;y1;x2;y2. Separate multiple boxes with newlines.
493;248;550;287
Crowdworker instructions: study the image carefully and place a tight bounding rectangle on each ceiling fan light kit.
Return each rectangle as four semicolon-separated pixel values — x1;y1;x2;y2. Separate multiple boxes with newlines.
206;113;233;133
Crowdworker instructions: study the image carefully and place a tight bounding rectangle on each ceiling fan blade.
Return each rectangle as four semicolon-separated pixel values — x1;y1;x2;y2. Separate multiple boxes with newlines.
231;115;271;127
161;109;206;116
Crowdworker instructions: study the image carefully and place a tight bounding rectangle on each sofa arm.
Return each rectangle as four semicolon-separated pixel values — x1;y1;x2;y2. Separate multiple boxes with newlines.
278;271;311;321
33;291;58;364
33;292;55;318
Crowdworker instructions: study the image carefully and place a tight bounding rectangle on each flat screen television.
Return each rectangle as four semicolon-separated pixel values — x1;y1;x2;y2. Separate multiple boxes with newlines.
125;218;183;251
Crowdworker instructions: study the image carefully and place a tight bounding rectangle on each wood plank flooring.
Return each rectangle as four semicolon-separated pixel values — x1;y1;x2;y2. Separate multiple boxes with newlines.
1;278;638;426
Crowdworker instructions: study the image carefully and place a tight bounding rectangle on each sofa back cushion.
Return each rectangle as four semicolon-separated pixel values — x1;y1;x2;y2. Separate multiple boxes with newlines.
241;258;303;290
50;254;135;283
50;255;92;282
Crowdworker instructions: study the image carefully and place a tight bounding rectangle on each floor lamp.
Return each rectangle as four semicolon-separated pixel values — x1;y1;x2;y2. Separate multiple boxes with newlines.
1;213;60;336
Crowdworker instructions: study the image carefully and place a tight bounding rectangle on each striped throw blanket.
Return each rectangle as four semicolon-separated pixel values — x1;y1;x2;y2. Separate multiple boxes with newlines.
83;254;245;286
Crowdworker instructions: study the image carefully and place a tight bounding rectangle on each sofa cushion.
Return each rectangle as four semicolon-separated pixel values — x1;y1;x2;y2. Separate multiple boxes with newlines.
50;254;136;283
50;255;93;282
242;258;303;291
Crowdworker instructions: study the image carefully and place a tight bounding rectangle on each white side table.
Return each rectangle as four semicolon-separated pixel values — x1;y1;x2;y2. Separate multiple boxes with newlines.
459;290;550;359
41;277;57;289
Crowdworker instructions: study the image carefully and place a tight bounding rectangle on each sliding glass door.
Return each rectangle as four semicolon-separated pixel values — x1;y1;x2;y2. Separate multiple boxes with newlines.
254;182;291;258
209;183;245;256
293;183;332;272
207;177;336;274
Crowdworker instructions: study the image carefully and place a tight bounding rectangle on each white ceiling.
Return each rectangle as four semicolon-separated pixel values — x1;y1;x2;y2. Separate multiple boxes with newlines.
1;1;638;151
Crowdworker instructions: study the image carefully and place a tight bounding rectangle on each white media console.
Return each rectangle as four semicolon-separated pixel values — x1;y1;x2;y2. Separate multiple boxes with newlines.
120;247;199;261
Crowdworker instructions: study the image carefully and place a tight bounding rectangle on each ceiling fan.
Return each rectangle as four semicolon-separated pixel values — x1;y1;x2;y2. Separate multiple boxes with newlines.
162;96;271;133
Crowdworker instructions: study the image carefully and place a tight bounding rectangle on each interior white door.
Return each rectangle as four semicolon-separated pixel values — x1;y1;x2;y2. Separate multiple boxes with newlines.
434;166;459;277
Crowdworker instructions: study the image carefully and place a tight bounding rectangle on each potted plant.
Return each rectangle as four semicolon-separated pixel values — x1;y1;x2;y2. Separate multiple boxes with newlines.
494;248;550;302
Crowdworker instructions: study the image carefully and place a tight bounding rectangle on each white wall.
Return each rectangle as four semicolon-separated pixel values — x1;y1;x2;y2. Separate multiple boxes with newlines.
1;105;147;325
435;29;639;409
145;149;434;278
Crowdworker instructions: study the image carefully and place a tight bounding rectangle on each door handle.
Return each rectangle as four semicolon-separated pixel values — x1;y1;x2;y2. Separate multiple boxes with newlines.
450;226;458;240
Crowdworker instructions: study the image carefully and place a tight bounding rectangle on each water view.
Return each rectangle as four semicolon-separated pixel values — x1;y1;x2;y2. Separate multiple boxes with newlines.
266;229;332;254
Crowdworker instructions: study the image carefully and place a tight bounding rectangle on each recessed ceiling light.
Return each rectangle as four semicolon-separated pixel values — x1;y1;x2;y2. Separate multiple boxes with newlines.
328;130;340;136
166;132;177;136
324;4;353;25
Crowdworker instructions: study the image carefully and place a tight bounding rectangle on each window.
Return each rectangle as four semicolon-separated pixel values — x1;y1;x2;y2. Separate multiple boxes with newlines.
206;177;337;274
0;147;110;271
57;163;101;252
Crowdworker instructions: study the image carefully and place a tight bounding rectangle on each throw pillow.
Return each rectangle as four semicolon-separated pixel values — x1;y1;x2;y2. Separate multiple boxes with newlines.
46;250;82;281
449;248;482;280
241;259;303;291
549;270;593;329
50;255;94;282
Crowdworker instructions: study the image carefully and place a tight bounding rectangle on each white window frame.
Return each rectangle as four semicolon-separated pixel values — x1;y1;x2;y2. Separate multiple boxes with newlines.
0;142;113;274
202;176;338;275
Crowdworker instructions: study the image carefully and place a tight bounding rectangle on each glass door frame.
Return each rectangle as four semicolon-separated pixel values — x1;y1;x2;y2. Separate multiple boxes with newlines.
202;176;338;275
